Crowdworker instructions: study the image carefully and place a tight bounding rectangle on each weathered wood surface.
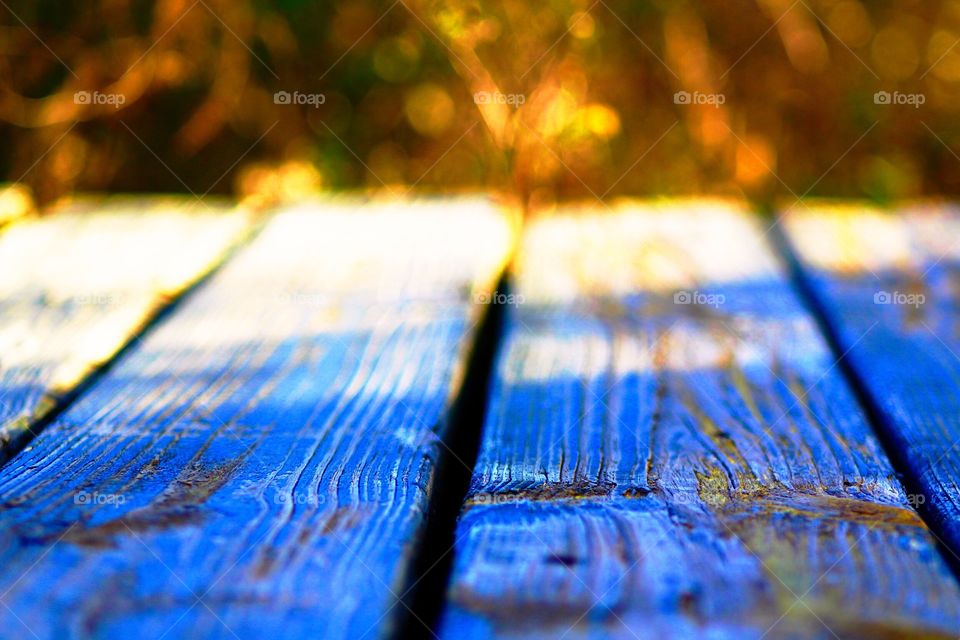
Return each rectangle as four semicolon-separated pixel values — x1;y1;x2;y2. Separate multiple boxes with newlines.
783;202;960;560
0;197;512;639
439;200;960;639
0;196;250;462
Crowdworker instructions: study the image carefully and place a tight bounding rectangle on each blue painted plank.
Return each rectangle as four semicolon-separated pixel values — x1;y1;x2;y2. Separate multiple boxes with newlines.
440;200;960;639
782;202;960;562
0;196;250;462
0;197;513;639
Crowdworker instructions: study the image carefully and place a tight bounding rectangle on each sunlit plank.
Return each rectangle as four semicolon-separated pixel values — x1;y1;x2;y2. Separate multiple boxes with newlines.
0;195;251;460
0;195;513;639
440;198;960;639
517;198;779;304
783;200;960;572
782;200;960;274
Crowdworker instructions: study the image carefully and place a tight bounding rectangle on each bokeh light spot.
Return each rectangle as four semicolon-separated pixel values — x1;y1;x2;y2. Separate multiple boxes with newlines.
404;83;456;138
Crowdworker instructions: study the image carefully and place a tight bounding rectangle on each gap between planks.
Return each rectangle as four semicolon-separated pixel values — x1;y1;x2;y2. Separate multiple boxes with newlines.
397;272;509;640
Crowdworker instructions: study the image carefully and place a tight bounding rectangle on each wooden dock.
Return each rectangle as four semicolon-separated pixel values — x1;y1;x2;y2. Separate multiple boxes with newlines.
0;195;958;639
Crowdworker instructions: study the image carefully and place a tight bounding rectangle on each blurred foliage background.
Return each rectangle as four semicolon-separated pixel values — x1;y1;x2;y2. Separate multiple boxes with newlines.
2;0;960;209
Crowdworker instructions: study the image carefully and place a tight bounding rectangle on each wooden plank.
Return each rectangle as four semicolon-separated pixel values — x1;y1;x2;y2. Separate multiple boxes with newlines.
0;197;513;639
782;202;960;559
0;196;251;462
439;200;960;639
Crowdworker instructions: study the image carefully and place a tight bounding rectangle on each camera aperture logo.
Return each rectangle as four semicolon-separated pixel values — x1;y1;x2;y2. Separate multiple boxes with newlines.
74;91;126;109
475;290;525;306
673;91;725;107
873;91;925;108
474;91;526;106
274;91;326;108
674;290;725;308
74;491;126;507
874;290;925;308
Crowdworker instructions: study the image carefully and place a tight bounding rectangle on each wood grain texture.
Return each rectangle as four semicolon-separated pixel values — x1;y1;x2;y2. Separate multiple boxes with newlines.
782;202;960;561
440;199;960;639
0;197;513;639
0;196;250;461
